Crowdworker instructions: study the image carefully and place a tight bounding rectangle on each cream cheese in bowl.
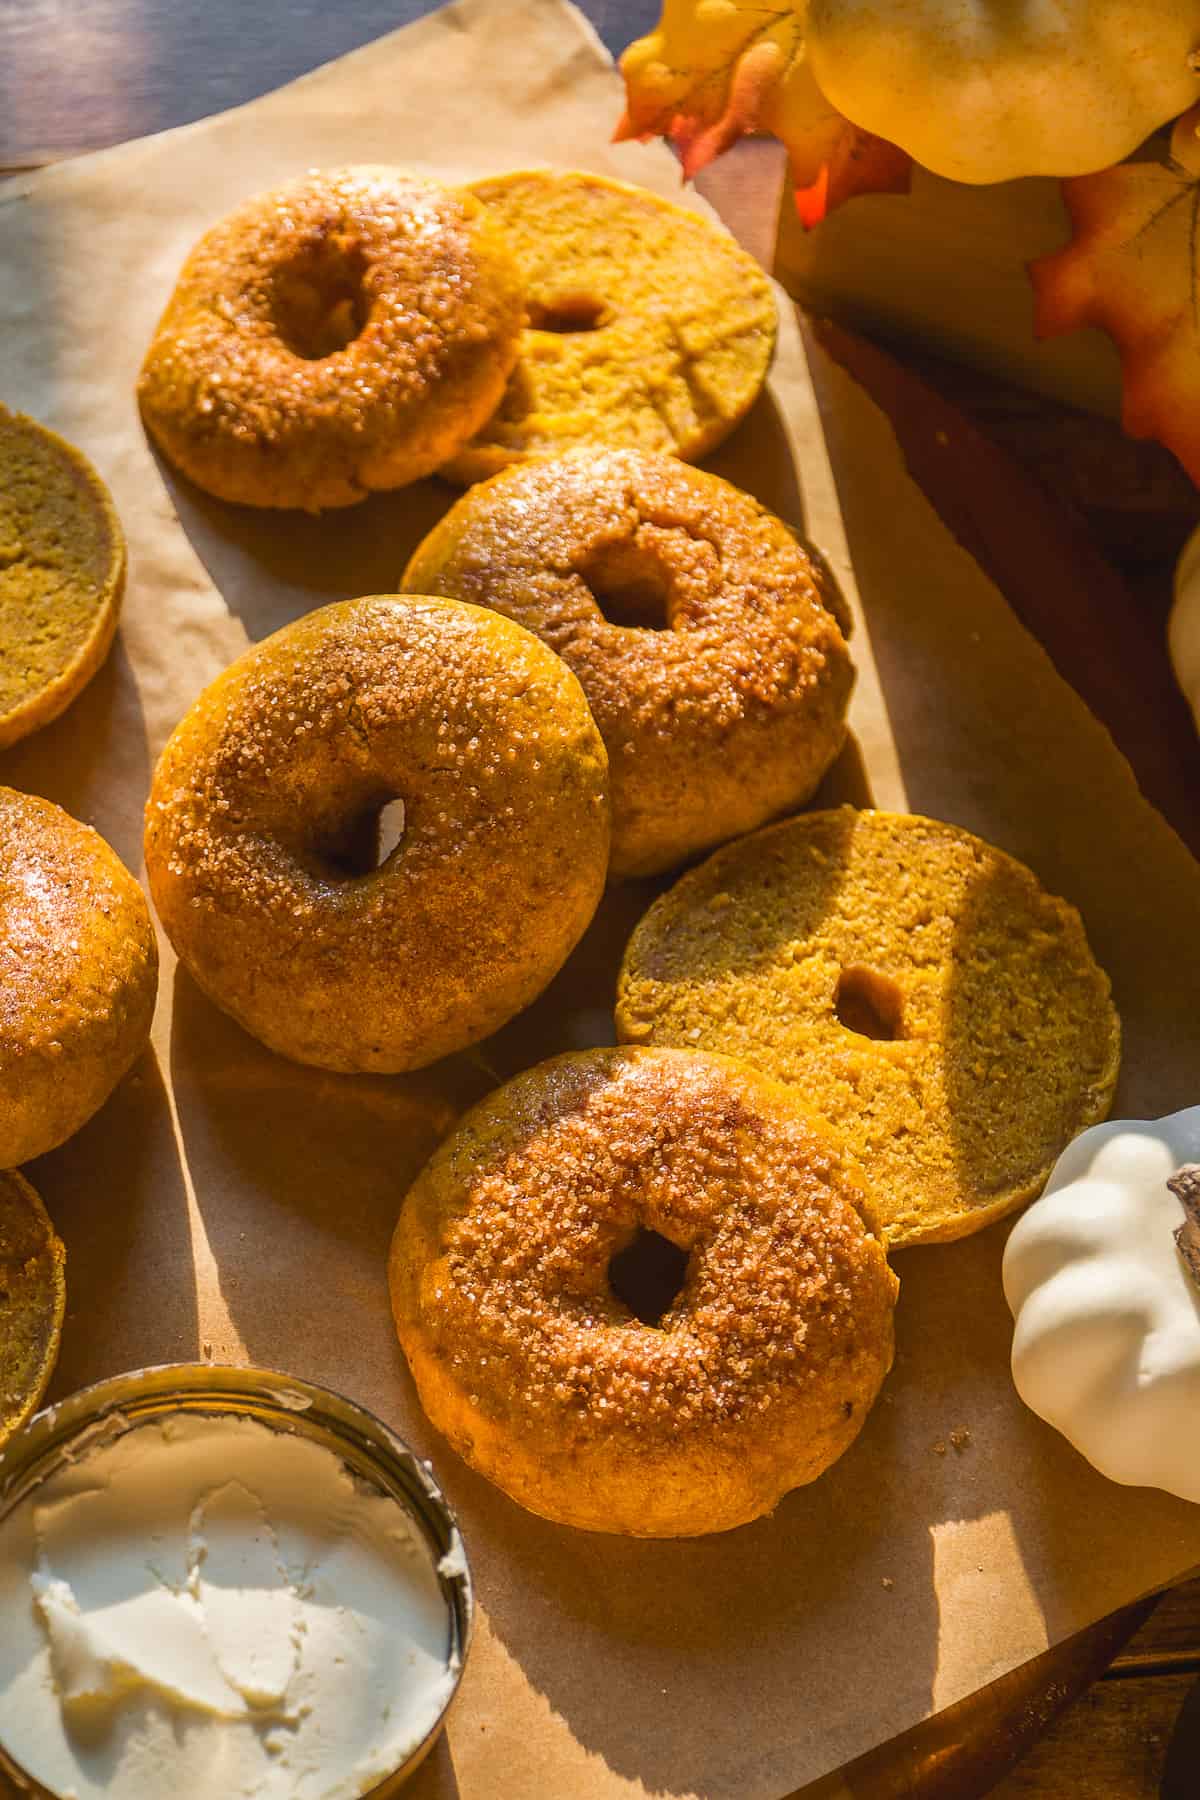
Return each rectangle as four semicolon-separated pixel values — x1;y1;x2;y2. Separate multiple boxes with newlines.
0;1366;471;1798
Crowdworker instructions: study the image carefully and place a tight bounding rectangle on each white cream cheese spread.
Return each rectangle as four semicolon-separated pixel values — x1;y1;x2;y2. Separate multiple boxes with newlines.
0;1411;458;1798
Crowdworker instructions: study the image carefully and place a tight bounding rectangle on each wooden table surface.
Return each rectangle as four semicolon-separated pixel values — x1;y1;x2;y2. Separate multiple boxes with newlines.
3;3;1199;1795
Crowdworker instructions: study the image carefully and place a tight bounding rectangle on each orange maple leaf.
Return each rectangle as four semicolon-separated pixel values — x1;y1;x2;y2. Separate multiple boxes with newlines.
1031;105;1200;484
616;2;910;228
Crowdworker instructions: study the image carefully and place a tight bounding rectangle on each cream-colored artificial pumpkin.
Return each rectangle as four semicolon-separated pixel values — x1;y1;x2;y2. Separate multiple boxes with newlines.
1169;522;1200;737
807;1;1200;185
1003;1109;1200;1503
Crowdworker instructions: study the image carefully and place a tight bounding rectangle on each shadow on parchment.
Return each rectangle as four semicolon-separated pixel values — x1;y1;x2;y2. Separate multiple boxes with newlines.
28;1046;199;1392
481;877;664;1083
389;1328;933;1800
404;1731;463;1800
166;963;487;1395
154;445;461;645
812;731;875;812
702;386;808;536
0;636;150;872
151;382;811;652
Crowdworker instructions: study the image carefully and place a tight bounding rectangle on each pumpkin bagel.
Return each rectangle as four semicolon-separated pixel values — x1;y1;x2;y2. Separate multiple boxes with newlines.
144;596;610;1072
0;1170;65;1450
0;406;125;751
616;809;1121;1247
442;170;777;484
405;449;853;877
138;167;524;510
0;787;158;1168
390;1046;897;1537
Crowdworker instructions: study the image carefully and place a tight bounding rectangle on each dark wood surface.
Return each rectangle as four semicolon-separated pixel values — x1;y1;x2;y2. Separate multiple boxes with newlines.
3;3;1199;1796
990;1585;1200;1799
0;0;660;165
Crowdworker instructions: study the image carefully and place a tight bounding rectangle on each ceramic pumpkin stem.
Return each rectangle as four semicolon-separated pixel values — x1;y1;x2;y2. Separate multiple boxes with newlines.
1167;1164;1200;1290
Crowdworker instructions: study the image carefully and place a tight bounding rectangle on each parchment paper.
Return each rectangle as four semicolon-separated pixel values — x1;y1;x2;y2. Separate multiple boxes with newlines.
3;4;1200;1796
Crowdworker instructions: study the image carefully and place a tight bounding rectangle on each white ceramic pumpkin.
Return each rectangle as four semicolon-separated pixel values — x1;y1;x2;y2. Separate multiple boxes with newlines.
1169;522;1200;737
1003;1109;1200;1503
807;0;1200;185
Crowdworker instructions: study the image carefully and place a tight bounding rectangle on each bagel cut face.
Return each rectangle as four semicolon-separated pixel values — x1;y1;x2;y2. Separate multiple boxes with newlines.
616;809;1121;1247
0;1171;66;1449
390;1046;897;1536
0;406;125;751
144;596;611;1073
441;170;777;485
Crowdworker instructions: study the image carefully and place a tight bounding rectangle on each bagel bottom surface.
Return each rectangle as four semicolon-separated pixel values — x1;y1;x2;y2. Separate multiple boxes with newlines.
389;1047;898;1536
616;809;1121;1248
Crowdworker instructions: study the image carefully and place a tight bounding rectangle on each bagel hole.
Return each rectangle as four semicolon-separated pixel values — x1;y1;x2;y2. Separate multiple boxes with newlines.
528;292;609;334
608;1228;689;1327
271;235;370;360
319;796;406;878
577;541;672;631
834;964;905;1042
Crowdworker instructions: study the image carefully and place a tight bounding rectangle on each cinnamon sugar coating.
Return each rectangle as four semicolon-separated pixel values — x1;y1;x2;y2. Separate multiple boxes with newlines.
617;809;1121;1247
138;167;524;511
441;170;777;484
0;788;157;1166
144;596;610;1073
404;450;853;877
390;1047;897;1536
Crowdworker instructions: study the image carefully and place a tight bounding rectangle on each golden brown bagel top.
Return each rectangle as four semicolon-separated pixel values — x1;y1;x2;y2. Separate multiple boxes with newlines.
404;449;853;877
391;1046;898;1535
0;786;158;1167
138;167;525;510
144;595;610;1072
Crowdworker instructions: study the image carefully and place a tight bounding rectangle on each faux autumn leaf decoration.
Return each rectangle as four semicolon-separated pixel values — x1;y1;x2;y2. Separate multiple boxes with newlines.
615;1;910;227
619;4;1200;489
1030;104;1200;484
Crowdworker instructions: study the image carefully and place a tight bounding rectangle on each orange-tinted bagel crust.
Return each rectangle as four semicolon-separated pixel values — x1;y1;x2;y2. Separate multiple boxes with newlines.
138;167;525;510
0;788;158;1166
144;596;611;1072
390;1046;898;1536
405;449;853;877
